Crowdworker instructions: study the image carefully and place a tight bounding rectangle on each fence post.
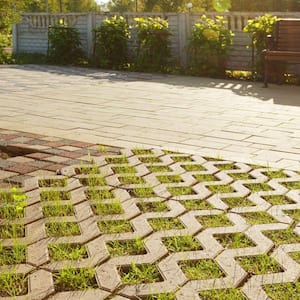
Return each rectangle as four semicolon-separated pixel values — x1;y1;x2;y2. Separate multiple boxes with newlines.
178;13;189;66
12;24;18;54
87;12;95;58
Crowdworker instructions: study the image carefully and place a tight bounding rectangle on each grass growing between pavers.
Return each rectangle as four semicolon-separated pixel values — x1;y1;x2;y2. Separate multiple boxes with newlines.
42;204;74;217
75;165;100;175
207;184;235;193
105;156;128;164
283;209;300;222
137;201;169;213
167;186;195;196
162;236;202;252
193;174;219;182
289;252;300;263
156;175;183;184
171;156;193;162
40;190;70;201
264;282;300;300
148;217;185;231
240;211;278;225
262;229;300;245
181;164;206;172
214;163;237;170
53;267;98;291
0;243;26;265
112;165;136;174
213;233;256;249
106;239;146;257
229;173;254;180
48;243;88;261
236;254;283;275
38;178;67;188
221;197;254;208
0;224;25;238
244;183;274;192
45;222;81;237
281;181;300;190
85;188;114;200
196;214;233;228
263;170;288;179
262;195;295;205
119;175;145;185
179;259;225;280
97;219;132;233
120;263;162;284
132;149;155;155
139;156;162;163
79;176;106;186
181;199;213;210
130;187;156;198
199;288;247;300
0;273;28;297
92;201;124;215
148;165;172;173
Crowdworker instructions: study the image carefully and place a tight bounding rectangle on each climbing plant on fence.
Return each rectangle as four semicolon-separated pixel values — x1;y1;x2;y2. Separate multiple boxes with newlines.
188;15;234;77
94;16;130;69
134;17;171;72
48;24;85;65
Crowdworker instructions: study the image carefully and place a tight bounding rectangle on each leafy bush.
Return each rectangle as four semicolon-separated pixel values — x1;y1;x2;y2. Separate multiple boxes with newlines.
48;24;85;65
0;33;12;64
188;15;234;77
94;16;130;69
134;17;171;72
243;14;278;77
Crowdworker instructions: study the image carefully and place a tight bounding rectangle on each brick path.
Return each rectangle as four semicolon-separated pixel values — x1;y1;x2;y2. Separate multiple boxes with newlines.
0;65;300;170
0;129;300;299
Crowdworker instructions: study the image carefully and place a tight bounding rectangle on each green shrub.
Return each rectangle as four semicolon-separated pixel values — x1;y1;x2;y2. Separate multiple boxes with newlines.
48;24;85;65
134;17;171;72
188;15;233;77
94;16;130;69
0;33;12;64
243;14;278;78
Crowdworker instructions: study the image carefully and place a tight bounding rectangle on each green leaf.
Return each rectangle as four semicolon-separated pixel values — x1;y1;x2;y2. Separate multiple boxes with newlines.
213;0;231;12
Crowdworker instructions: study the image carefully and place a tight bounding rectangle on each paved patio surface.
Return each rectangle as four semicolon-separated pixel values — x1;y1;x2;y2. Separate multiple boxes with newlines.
0;65;300;170
0;129;300;300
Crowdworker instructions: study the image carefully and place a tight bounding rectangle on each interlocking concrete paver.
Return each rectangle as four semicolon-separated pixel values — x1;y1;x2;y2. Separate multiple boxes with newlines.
1;65;300;169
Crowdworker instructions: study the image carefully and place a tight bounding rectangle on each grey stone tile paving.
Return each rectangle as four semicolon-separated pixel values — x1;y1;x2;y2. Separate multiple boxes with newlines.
0;65;300;170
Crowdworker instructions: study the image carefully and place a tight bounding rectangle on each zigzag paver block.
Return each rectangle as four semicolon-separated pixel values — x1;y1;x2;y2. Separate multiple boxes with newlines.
1;147;300;299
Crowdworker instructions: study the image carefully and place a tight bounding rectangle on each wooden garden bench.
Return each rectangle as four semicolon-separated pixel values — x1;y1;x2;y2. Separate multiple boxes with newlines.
263;18;300;87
